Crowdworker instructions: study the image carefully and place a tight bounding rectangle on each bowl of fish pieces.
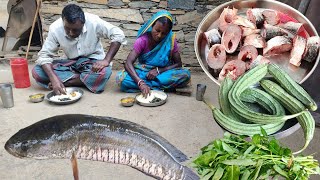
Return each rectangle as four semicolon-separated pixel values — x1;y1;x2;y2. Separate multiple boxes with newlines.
194;0;320;86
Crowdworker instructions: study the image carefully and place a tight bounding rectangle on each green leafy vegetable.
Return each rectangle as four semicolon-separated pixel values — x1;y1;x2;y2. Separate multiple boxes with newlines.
192;131;320;179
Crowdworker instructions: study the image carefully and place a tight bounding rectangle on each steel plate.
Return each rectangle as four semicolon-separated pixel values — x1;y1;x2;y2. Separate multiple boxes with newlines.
135;90;168;107
46;87;84;105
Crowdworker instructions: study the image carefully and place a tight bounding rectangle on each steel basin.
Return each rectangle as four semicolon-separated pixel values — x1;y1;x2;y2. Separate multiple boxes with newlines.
194;0;320;86
194;0;320;138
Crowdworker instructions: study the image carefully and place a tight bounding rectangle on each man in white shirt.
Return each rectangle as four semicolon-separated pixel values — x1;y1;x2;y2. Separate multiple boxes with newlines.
32;4;126;94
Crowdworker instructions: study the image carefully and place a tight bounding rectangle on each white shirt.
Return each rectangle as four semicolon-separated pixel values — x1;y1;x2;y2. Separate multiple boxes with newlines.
36;13;127;65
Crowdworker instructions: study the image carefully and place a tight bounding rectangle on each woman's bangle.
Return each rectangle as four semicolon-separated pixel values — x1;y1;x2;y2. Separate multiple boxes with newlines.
137;79;144;87
156;67;160;74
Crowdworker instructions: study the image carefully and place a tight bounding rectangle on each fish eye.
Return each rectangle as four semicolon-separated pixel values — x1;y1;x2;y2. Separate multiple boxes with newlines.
21;142;28;152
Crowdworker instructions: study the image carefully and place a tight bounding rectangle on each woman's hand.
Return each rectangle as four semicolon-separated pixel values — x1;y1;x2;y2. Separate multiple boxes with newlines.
146;68;159;80
92;60;109;72
139;82;151;98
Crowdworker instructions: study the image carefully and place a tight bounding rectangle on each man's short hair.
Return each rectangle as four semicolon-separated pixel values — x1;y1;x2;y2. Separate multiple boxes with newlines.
62;4;85;24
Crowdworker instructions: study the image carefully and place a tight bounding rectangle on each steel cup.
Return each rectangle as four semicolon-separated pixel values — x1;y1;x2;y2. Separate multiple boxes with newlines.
196;84;206;101
0;83;14;108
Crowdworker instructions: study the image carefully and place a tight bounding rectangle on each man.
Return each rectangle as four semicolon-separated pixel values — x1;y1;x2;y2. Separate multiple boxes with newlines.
32;4;126;94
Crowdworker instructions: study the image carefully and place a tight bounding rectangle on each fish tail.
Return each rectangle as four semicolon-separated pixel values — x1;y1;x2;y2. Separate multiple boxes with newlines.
183;167;199;180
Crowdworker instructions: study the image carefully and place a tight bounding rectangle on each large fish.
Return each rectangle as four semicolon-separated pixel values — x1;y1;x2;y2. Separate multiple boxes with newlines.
5;114;199;180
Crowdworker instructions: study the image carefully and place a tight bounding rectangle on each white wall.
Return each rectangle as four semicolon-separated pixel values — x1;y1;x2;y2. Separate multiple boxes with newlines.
0;0;9;28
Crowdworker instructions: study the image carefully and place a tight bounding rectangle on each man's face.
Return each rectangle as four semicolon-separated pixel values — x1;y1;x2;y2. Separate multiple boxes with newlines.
63;19;84;39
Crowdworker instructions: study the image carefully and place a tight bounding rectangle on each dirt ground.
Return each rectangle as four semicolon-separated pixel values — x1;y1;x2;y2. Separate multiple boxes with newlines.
0;61;319;180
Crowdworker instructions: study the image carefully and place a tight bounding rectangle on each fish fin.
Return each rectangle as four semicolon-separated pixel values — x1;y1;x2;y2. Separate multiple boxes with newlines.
98;115;189;163
183;167;200;180
71;152;79;180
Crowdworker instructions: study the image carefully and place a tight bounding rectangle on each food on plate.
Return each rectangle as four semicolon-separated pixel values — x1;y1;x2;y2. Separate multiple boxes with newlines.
136;90;167;104
50;91;81;102
207;44;226;70
70;91;77;97
290;36;307;66
221;24;242;53
303;36;320;62
263;36;292;56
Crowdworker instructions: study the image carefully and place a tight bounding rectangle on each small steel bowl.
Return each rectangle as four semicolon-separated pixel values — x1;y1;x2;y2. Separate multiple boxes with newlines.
29;93;45;103
121;97;135;107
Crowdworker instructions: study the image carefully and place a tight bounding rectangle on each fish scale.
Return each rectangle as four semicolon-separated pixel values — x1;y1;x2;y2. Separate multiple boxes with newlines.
5;114;199;180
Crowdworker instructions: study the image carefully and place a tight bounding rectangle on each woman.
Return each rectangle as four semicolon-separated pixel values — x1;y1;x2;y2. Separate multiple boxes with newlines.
116;10;191;97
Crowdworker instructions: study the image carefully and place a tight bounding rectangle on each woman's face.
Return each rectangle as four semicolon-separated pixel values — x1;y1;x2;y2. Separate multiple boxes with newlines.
151;21;171;43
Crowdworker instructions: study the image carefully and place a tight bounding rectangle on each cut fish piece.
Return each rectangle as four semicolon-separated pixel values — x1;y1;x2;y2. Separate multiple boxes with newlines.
218;60;247;81
263;36;292;56
303;36;320;62
238;45;258;64
232;15;256;29
246;8;265;26
219;7;238;32
207;44;226;69
290;36;306;66
241;27;261;37
279;22;303;36
221;24;242;54
244;34;266;48
261;24;289;40
262;9;280;25
204;28;221;46
249;55;270;69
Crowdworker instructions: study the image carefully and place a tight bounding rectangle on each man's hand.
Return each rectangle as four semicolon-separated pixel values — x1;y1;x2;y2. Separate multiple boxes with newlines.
146;68;159;80
51;78;66;95
92;59;109;72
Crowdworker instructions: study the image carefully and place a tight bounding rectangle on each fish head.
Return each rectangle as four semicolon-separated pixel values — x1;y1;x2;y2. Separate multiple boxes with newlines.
5;118;78;159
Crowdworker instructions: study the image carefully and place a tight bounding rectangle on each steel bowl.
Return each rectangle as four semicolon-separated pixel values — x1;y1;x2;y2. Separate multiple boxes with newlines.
29;93;45;103
194;0;320;86
120;97;135;107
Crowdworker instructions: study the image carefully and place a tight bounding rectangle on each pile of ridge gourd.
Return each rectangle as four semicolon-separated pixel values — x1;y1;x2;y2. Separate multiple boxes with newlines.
207;63;316;154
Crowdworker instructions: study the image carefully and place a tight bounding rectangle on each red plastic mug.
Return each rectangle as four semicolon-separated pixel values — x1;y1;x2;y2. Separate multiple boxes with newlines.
10;58;31;88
